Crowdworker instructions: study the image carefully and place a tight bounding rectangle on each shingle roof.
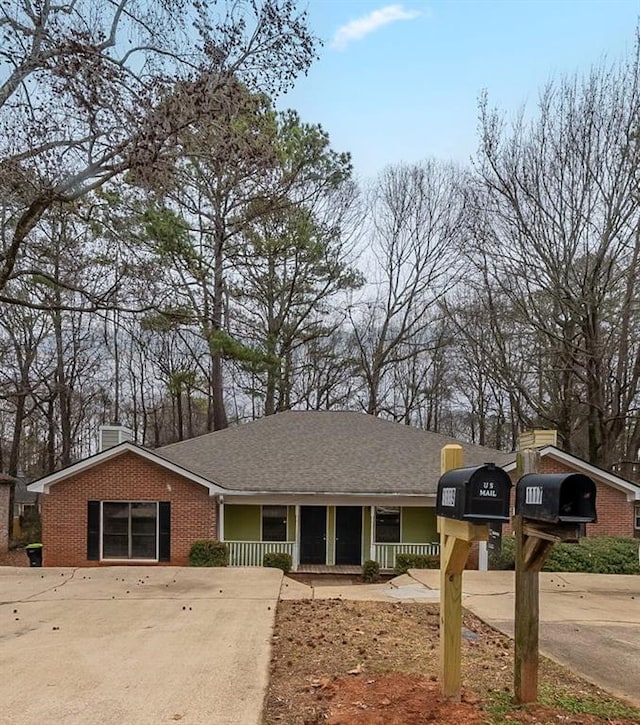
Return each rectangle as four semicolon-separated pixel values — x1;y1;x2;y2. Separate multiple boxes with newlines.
13;478;38;502
156;411;512;495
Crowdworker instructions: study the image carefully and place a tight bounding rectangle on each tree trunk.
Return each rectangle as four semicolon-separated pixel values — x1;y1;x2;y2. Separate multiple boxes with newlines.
210;232;228;430
0;195;51;293
53;306;72;467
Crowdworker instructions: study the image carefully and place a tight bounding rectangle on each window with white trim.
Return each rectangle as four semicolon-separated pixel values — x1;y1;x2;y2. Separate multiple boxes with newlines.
102;502;158;559
375;506;401;543
262;505;287;542
635;505;640;538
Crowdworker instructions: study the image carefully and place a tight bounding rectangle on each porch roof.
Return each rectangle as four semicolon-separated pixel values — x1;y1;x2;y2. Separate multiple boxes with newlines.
156;411;511;495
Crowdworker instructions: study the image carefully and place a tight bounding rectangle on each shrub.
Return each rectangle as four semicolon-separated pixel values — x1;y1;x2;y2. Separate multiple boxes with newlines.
263;551;292;573
488;535;515;570
543;537;640;575
394;553;439;575
189;540;229;567
14;509;42;545
489;536;640;575
362;559;380;582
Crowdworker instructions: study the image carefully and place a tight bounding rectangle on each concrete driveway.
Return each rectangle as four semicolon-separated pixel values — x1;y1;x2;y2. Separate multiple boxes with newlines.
0;566;283;725
409;570;640;706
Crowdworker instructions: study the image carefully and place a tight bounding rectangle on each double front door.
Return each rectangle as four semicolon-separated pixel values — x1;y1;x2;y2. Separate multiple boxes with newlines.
299;506;362;565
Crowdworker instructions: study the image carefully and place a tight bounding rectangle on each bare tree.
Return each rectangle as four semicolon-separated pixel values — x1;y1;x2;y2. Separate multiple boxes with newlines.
471;45;640;466
386;321;453;430
0;0;317;306
288;329;361;412
349;160;465;416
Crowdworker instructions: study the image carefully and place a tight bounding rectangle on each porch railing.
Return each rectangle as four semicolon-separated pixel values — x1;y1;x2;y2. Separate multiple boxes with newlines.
227;540;297;568
371;542;440;569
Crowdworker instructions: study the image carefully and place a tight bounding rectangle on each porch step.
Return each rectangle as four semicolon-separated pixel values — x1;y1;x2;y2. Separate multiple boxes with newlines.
296;564;362;575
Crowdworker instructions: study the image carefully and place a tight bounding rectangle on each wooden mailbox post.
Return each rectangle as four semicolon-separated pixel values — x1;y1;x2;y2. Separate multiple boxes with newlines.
514;449;597;703
437;446;512;701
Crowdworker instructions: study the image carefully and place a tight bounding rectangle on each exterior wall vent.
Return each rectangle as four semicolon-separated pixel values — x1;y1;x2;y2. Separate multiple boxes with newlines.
99;425;134;452
517;429;558;451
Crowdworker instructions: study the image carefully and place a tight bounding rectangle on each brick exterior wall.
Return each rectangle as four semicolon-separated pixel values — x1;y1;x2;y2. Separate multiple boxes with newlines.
0;482;10;553
41;451;217;567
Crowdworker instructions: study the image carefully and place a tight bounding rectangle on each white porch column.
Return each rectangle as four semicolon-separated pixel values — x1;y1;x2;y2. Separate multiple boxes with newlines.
218;498;225;541
369;505;376;561
478;541;488;571
293;505;300;571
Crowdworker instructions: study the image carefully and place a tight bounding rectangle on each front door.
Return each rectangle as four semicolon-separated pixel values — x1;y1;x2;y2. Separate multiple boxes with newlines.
300;506;327;564
335;506;362;565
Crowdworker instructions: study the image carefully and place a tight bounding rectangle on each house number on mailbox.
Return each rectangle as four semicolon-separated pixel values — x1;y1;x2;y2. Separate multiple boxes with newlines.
525;486;543;505
441;488;456;507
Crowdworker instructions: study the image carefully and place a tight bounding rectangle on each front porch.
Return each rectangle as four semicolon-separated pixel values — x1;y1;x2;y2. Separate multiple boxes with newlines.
225;540;441;571
221;503;440;571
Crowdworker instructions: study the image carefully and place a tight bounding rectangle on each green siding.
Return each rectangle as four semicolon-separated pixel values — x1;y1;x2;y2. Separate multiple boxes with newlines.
224;504;436;546
327;506;335;565
363;506;372;561
402;507;437;543
287;506;296;540
225;505;261;541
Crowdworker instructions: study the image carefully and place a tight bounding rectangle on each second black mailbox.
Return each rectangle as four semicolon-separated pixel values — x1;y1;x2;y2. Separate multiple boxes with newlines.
516;473;597;525
436;463;512;523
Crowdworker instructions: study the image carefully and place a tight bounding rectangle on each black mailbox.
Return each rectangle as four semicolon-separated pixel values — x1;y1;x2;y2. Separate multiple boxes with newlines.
515;473;597;525
436;463;512;523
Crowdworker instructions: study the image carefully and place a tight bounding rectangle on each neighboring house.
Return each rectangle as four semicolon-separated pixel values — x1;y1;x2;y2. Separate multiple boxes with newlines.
503;431;640;540
28;412;640;569
11;477;41;540
13;478;40;518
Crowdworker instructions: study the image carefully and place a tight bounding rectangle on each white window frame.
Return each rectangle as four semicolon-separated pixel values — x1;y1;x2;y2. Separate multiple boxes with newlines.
634;505;640;532
374;505;402;544
261;504;288;542
17;502;38;516
100;501;159;562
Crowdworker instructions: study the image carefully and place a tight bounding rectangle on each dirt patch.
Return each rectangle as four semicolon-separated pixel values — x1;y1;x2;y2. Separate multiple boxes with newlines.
264;599;640;725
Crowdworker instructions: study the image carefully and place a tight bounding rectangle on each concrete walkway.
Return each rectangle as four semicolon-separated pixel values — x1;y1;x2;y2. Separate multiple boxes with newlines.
282;570;640;706
0;566;283;725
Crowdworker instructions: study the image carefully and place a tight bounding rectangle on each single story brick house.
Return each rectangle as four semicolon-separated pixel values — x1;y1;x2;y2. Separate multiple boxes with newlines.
28;412;640;569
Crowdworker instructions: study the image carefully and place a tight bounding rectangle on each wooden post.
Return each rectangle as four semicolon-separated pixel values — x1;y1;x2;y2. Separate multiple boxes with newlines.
439;444;464;701
514;461;579;704
514;448;540;704
438;445;489;701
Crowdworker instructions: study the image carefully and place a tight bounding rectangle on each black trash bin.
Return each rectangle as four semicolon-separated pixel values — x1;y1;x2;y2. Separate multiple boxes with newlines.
25;543;43;567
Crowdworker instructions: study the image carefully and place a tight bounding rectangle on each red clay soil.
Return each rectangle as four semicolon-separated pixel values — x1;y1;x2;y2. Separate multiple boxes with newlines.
321;674;482;725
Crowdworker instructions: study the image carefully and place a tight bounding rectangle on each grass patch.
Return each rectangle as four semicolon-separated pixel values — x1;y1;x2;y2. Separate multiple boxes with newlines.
483;690;521;724
539;683;640;719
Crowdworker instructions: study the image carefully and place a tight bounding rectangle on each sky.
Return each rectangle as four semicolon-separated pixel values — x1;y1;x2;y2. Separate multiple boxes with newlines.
278;0;640;180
